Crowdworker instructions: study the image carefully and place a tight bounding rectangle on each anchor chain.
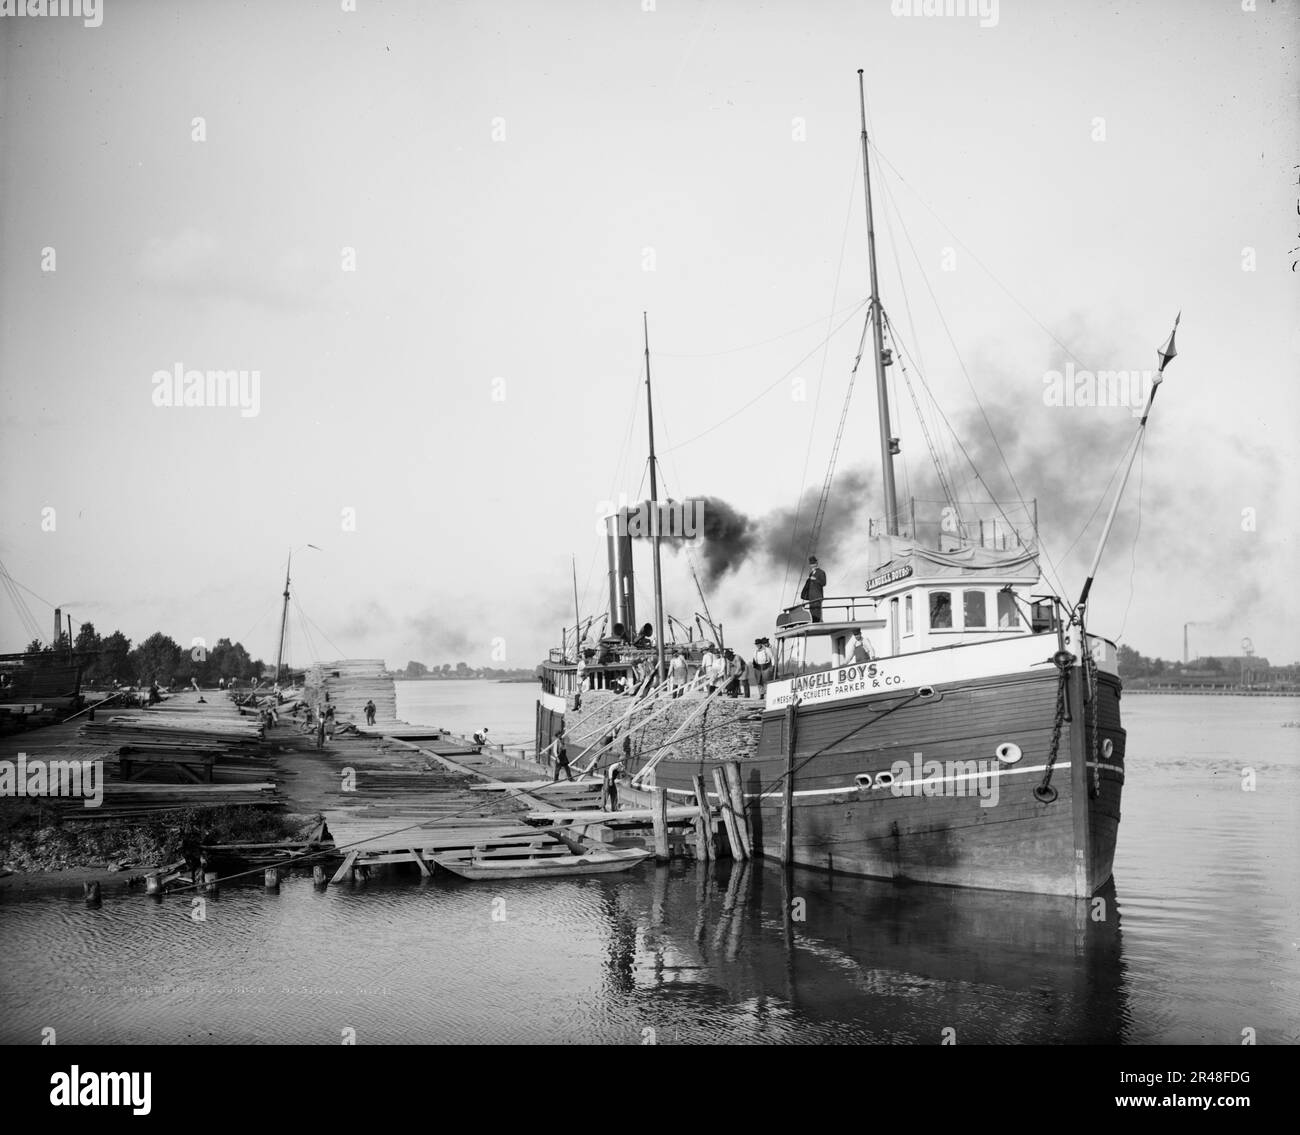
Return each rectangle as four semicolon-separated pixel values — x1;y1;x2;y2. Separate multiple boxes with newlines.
1036;656;1071;805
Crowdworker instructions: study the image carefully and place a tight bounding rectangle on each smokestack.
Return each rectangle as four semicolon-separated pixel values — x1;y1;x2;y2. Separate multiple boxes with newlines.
54;607;62;647
605;512;636;636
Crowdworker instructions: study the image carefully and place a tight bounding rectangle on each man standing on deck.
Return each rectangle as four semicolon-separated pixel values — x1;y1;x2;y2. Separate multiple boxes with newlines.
700;645;717;694
364;699;376;725
752;638;774;700
669;652;687;698
802;556;827;623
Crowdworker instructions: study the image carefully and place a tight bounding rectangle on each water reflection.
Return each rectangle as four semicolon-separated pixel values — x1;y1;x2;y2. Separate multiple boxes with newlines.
630;860;1128;1044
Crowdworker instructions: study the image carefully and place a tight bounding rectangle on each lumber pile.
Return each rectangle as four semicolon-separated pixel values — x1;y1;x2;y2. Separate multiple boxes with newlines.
80;711;264;753
305;659;396;724
30;780;280;820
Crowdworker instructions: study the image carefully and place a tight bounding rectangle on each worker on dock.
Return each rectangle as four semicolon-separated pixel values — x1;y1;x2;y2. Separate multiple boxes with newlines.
553;727;573;782
606;762;622;811
363;699;376;725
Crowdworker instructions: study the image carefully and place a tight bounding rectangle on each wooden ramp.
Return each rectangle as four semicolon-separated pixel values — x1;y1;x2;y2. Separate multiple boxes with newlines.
322;813;619;883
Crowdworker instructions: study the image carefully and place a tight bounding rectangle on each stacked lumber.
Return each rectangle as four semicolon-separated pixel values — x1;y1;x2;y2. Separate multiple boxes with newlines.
31;780;280;820
80;711;264;753
305;659;396;723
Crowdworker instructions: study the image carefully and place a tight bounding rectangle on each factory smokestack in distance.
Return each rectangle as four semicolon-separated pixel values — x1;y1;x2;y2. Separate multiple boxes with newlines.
605;511;636;636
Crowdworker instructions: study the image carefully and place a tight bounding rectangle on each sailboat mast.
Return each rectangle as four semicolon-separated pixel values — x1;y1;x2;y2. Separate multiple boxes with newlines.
273;550;291;685
643;312;667;683
858;69;899;536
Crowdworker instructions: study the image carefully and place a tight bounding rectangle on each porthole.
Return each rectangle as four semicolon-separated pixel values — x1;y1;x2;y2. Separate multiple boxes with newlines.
918;686;936;698
874;771;895;790
995;742;1023;764
854;773;873;789
1101;738;1114;758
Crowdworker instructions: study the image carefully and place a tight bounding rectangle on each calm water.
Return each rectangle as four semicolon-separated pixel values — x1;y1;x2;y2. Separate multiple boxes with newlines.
1;689;1296;1045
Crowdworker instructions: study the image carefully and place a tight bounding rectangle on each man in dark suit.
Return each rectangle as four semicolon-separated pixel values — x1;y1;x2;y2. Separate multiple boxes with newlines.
802;556;827;622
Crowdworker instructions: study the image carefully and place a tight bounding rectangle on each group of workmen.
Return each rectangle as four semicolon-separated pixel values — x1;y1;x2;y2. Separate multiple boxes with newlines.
694;638;776;699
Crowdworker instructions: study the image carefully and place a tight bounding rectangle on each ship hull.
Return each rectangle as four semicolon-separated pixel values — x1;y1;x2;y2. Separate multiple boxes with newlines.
642;661;1124;897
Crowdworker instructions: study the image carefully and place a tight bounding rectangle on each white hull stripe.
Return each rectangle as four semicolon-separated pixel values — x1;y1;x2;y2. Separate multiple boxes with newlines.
658;760;1125;800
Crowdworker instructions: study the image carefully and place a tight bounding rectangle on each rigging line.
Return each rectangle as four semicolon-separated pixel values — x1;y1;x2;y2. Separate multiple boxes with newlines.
877;168;962;506
0;569;42;642
870;141;1094;371
660;300;868;456
884;316;960;520
807;310;872;558
889;331;1071;600
656;299;869;358
0;564;57;610
297;599;347;661
1055;441;1132;566
1115;432;1147;642
794;143;864;578
289;596;321;664
874;185;1071;603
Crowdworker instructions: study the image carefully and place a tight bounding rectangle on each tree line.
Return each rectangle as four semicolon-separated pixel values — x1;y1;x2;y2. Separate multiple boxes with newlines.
23;623;265;687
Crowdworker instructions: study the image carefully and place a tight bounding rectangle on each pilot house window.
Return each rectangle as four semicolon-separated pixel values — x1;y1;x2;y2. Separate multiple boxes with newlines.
963;590;987;629
929;591;952;629
997;591;1020;628
904;595;914;634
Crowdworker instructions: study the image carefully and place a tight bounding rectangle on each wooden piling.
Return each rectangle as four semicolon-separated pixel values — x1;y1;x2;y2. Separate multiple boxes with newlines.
145;873;161;895
312;865;327;888
652;788;670;862
202;870;219;895
264;867;279;891
780;703;797;867
725;760;752;860
83;881;101;905
713;767;742;860
691;774;715;861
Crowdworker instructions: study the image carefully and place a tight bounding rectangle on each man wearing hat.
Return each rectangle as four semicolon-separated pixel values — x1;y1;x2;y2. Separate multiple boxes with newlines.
752;637;774;699
801;555;827;622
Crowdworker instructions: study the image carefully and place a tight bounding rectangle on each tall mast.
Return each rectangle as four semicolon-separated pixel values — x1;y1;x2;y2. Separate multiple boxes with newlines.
1077;314;1180;611
643;312;667;683
274;550;291;685
858;69;899;535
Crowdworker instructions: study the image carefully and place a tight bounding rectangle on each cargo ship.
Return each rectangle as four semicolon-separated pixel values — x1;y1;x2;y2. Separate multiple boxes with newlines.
537;72;1179;897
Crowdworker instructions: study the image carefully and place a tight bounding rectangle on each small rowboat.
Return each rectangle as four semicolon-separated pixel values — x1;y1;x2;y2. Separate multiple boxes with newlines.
434;846;651;881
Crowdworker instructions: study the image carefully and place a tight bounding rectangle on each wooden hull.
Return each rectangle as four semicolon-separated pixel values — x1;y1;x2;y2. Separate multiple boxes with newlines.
435;848;652;880
645;660;1124;897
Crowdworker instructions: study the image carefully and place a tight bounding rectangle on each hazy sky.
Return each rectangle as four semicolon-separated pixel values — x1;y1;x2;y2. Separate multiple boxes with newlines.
1;0;1296;670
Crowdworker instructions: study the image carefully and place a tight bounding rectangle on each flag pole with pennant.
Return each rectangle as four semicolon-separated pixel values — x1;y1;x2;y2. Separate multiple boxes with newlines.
1077;313;1180;610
